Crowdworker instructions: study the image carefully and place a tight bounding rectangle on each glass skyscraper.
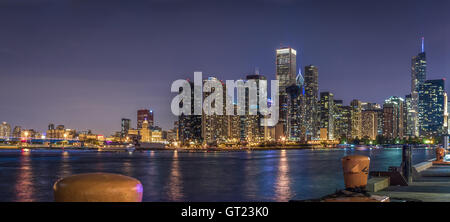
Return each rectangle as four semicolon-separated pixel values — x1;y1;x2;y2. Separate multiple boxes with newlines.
276;47;297;138
410;37;427;137
418;79;445;137
304;65;319;139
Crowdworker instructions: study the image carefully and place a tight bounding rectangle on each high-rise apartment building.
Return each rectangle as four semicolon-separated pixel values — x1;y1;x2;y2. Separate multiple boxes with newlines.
0;122;11;139
319;92;334;140
350;100;362;139
333;100;351;140
383;96;405;139
304;65;319;140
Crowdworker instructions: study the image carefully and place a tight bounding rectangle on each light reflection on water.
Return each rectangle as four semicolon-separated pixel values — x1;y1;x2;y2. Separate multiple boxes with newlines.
275;150;291;201
0;148;435;202
167;150;183;201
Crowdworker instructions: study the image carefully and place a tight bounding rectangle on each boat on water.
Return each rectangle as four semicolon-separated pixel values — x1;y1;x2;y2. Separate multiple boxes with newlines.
354;145;370;150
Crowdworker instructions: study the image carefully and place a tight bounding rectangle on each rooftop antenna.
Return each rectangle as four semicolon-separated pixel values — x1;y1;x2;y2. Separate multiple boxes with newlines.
421;37;425;53
255;67;260;75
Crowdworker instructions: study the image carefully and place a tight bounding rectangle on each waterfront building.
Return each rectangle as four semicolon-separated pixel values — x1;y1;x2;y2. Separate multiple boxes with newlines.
0;122;11;139
178;81;203;146
319;92;334;140
245;74;267;142
410;37;427;137
227;104;242;143
444;93;448;135
418;79;446;137
201;77;228;145
361;110;378;140
361;102;381;111
121;118;131;137
286;69;305;141
350;99;362;139
12;126;21;138
46;124;76;139
137;109;153;129
405;94;416;137
447;97;450;135
304;65;319;140
20;129;39;139
383;96;405;139
276;47;297;137
333;100;352;140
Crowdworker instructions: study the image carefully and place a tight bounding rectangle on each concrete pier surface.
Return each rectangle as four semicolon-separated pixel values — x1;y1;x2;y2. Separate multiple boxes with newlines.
370;160;450;202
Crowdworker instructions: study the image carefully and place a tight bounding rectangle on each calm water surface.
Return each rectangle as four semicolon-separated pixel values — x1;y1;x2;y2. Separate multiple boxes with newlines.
0;148;435;202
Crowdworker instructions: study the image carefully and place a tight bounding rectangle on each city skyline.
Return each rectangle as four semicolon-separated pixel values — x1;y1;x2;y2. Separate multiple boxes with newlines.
1;0;449;135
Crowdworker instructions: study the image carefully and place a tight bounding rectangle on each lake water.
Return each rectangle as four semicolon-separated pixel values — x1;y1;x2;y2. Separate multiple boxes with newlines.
0;148;436;202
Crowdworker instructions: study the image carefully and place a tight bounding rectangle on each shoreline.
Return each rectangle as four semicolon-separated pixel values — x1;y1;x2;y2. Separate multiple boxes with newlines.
0;145;435;153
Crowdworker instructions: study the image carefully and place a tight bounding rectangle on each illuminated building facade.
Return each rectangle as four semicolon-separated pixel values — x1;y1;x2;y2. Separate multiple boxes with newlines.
287;70;305;141
383;96;405;139
201;77;228;145
178;81;203;145
121;118;131;137
350;99;362;139
0;122;11;139
276;47;297;137
418;79;445;137
304;65;319;139
137;109;153;129
410;37;427;137
333;100;351;140
361;110;378;140
319;92;334;140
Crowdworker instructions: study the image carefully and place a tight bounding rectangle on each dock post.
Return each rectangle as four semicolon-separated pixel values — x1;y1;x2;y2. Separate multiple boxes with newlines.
402;145;412;183
341;155;370;191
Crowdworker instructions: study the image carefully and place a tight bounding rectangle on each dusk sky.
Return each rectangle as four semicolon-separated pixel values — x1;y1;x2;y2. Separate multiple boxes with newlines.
0;0;449;135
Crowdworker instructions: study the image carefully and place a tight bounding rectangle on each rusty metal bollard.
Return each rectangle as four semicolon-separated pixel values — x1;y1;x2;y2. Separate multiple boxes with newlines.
53;173;143;202
436;147;446;162
342;155;370;190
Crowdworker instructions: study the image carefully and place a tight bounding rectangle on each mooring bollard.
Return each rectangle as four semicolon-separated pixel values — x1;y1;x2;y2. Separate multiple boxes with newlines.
436;147;446;162
402;145;412;183
341;155;370;190
53;173;143;202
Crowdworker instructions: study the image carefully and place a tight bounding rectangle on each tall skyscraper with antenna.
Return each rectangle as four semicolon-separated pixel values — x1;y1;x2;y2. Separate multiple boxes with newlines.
410;37;427;137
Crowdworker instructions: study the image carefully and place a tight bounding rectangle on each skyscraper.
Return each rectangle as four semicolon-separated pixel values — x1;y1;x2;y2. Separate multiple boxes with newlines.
361;110;378;140
121;118;131;137
304;65;319;140
410;37;427;137
137;109;152;129
350;99;362;139
276;47;297;137
286;69;305;141
245;74;267;142
418;79;445;137
405;94;416;137
319;92;334;140
201;77;228;145
383;96;405;139
333;100;352;140
0;122;11;139
178;81;203;145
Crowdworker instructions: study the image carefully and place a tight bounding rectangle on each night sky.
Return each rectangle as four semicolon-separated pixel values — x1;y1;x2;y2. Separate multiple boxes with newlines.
1;0;449;135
